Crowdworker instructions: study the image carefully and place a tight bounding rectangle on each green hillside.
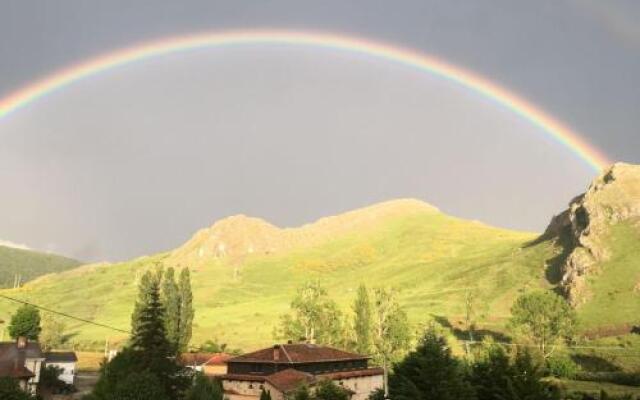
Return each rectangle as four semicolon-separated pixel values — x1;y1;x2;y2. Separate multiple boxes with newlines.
0;244;81;288
0;199;554;350
1;162;638;353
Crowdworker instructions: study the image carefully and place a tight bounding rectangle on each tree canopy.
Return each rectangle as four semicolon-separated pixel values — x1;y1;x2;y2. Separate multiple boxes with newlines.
275;281;344;345
388;328;475;400
509;290;576;359
8;304;41;340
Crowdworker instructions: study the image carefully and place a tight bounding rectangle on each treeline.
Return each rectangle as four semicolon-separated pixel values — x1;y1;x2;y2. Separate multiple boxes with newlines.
275;281;637;400
274;281;412;388
84;266;201;400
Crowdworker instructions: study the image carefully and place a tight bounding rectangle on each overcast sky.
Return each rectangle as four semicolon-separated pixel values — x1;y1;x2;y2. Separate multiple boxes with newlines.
1;1;639;262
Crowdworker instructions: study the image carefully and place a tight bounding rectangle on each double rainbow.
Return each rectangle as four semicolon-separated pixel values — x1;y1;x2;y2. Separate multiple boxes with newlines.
0;30;610;171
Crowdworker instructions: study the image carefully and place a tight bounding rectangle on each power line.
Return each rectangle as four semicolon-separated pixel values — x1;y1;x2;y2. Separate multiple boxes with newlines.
0;293;130;334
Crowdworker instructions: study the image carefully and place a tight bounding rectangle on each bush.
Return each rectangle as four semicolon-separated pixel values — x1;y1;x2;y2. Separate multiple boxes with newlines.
546;353;580;379
574;371;640;387
0;377;34;400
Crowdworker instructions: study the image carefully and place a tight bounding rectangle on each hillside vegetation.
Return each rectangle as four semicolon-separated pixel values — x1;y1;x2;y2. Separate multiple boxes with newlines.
0;245;81;288
1;164;638;352
0;199;552;349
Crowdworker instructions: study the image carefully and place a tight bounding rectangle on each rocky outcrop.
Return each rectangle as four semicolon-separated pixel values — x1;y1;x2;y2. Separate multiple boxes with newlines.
169;198;440;267
544;163;640;305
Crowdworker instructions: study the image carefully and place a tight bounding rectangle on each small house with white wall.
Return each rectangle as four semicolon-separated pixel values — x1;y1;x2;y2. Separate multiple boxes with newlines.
44;351;78;385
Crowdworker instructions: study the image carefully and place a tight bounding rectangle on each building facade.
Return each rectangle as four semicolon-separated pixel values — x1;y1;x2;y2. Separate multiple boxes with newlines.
220;343;383;400
44;351;78;385
0;338;45;394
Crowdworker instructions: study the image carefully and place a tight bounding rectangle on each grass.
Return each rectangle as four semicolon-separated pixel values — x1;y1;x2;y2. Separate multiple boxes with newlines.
0;245;81;288
553;378;640;397
578;221;640;332
0;207;551;351
0;202;637;367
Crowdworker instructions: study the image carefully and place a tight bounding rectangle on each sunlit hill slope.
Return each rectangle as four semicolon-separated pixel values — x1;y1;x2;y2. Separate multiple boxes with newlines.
1;163;638;350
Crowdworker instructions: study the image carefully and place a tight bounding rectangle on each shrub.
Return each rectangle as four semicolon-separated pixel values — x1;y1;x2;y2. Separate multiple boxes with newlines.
546;353;580;379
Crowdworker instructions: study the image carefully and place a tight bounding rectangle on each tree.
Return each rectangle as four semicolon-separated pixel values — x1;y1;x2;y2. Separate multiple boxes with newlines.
8;304;41;340
130;270;182;394
0;377;33;400
471;346;558;400
388;329;475;400
40;315;67;351
464;290;476;343
353;284;373;355
276;281;343;345
260;388;273;400
112;371;170;400
371;288;411;397
178;268;194;352
509;350;558;400
40;365;67;394
509;291;576;359
313;379;350;400
185;372;223;400
162;267;181;352
292;384;312;400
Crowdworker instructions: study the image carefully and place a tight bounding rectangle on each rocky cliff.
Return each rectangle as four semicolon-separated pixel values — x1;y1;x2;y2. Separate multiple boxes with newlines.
544;163;640;305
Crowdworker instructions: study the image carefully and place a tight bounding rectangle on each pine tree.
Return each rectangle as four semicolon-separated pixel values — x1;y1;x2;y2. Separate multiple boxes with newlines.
185;372;223;400
353;283;372;355
162;267;181;351
389;328;476;400
178;268;194;352
130;270;181;396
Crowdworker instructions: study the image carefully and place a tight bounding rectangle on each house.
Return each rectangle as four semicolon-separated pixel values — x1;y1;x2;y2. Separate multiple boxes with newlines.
178;352;231;376
220;343;383;400
0;337;45;394
44;351;78;385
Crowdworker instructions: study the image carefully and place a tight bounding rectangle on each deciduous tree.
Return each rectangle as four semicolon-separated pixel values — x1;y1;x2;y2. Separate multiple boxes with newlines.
178;268;194;352
509;291;576;359
353;284;373;355
8;304;41;340
276;281;343;345
371;288;411;397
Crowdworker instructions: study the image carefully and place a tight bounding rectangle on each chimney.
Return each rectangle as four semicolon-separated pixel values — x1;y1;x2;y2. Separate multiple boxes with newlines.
273;345;280;361
16;336;27;349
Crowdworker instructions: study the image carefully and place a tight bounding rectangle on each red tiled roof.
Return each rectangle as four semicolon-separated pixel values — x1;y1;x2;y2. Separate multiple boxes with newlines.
0;363;35;379
179;352;232;367
266;368;315;393
229;344;368;364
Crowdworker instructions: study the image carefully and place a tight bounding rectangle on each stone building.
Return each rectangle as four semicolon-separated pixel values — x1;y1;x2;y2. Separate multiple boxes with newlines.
220;343;383;400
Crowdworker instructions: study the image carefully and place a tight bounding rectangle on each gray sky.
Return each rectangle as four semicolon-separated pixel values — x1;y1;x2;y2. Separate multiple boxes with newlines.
0;1;638;262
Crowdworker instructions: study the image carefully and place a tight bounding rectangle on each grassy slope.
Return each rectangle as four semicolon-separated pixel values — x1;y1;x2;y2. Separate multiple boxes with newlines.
0;207;554;350
579;220;640;332
0;245;81;288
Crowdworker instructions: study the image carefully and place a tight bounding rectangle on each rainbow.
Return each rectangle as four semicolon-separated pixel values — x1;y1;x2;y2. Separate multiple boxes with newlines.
0;29;610;171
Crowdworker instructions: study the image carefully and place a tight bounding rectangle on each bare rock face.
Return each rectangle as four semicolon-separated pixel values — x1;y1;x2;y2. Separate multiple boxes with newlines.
545;163;640;305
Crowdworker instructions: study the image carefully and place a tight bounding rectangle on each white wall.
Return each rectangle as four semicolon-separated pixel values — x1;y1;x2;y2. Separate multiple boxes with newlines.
47;361;76;385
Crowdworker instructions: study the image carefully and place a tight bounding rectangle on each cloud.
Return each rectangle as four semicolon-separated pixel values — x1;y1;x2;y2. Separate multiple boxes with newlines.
571;0;640;47
0;240;31;250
